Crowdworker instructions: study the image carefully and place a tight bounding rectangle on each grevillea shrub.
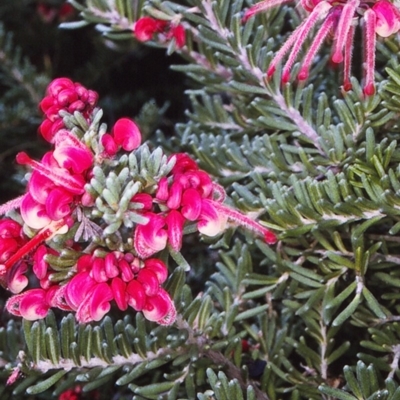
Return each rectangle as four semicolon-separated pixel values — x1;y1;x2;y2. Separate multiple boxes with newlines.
4;0;400;399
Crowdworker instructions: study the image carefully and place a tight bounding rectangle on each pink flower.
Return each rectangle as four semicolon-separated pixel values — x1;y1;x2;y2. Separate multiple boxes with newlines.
155;177;170;201
171;153;199;175
111;277;128;311
20;193;52;230
16;131;93;230
165;210;185;251
126;279;147;311
111;118;142;151
0;219;26;264
144;258;168;284
244;0;400;94
134;212;168;258
101;133;118;156
131;193;153;210
53;130;94;174
76;282;114;323
197;199;228;237
373;0;400;37
181;188;202;220
64;271;97;310
143;288;176;325
39;78;98;142
133;152;277;256
59;252;175;325
6;367;21;386
6;288;50;320
7;261;29;294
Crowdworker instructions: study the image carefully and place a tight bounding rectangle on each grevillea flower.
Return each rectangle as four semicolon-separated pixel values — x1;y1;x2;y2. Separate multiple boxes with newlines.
244;0;400;94
6;288;50;320
134;17;168;41
134;153;277;258
16;130;93;230
101;118;142;157
0;219;27;264
166;24;186;48
134;17;186;48
39;78;98;142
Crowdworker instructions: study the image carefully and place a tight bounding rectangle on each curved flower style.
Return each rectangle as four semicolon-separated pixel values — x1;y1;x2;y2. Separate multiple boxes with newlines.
244;0;400;94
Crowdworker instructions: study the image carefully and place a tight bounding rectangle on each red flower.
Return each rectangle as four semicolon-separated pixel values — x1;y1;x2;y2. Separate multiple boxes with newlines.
168;25;186;48
134;17;185;48
134;17;167;41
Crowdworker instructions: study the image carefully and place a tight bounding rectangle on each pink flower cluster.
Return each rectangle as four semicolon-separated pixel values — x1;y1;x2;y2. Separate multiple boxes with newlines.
6;246;175;325
64;253;175;324
134;17;185;48
133;154;277;259
39;78;98;142
244;0;400;94
0;77;276;327
16;130;93;231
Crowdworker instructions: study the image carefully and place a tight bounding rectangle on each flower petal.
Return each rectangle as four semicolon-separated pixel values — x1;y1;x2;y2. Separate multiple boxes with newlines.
197;199;227;237
181;188;202;221
21;193;52;230
111;277;128;311
45;188;73;220
144;258;168;284
64;271;97;310
105;252;119;279
134;213;167;258
7;261;28;294
126;279;146;311
6;289;50;321
142;288;176;325
28;171;55;204
137;268;160;296
92;257;107;283
33;245;48;279
118;259;134;282
53;143;93;174
165;210;185;252
112;118;142;151
373;0;400;37
89;283;113;321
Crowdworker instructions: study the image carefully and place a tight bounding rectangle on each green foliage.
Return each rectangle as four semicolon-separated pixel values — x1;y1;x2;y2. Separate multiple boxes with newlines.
0;21;49;200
